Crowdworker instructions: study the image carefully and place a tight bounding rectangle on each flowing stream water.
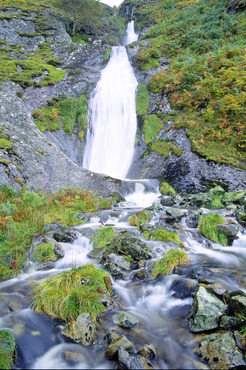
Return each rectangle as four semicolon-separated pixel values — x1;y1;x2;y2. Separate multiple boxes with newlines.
0;21;246;369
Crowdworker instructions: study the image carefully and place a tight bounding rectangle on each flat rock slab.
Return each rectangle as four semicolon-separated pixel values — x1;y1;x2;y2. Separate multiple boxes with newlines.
113;312;139;328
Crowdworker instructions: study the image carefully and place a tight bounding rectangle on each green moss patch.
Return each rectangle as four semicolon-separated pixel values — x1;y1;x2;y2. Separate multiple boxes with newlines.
33;264;111;322
91;226;116;248
33;95;88;135
143;227;183;247
136;84;150;117
128;210;153;228
0;329;15;370
159;181;176;196
198;214;228;245
151;140;182;158
151;249;189;279
143;114;163;145
0;138;12;150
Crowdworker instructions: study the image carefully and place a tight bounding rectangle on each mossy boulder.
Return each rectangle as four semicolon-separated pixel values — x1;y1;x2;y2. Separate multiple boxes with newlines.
141;224;183;247
33;265;112;323
150;249;189;280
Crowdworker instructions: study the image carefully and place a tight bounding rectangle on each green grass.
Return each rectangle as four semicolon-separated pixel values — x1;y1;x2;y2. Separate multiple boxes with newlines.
0;185;112;281
198;213;228;245
33;243;56;262
0;329;15;370
143;227;183;247
151;249;189;279
91;226;116;248
33;264;111;323
133;0;246;169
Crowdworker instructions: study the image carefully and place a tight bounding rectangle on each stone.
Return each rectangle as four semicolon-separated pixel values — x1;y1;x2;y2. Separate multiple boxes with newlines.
119;236;153;261
118;346;153;369
220;316;244;330
194;332;246;368
113;312;139;328
186;213;201;228
229;295;246;316
170;279;197;299
62;313;95;346
53;230;77;243
166;208;187;222
105;253;130;271
35;261;55;271
216;224;239;245
138;344;157;360
105;335;134;359
160;196;174;206
53;242;65;258
189;286;227;332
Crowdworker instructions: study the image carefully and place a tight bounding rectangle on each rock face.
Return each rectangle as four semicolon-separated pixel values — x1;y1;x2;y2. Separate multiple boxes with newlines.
62;313;96;346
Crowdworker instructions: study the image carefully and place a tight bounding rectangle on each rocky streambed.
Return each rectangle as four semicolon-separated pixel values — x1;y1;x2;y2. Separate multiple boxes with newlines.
0;185;246;369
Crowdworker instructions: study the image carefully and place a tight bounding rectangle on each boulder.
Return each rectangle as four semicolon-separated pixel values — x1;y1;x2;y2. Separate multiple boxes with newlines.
53;230;77;243
35;261;55;270
220;316;245;330
62;313;96;346
194;332;246;368
118;346;153;369
186;213;201;228
113;312;139;328
105;335;134;359
170;279;197;299
138;344;157;360
104;253;130;271
216;224;239;245
229;295;246;316
189;286;227;332
166;208;187;222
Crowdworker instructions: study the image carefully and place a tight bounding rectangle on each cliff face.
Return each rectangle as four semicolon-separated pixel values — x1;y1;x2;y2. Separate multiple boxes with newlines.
0;6;122;196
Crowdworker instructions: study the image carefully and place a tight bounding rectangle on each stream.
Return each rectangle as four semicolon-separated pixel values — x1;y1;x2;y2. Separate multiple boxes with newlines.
0;21;245;369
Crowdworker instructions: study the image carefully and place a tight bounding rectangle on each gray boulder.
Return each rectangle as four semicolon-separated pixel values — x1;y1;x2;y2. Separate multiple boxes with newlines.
118;346;153;369
229;295;246;316
166;208;187;222
105;335;134;359
194;332;246;368
62;313;95;346
113;312;139;328
189;285;227;332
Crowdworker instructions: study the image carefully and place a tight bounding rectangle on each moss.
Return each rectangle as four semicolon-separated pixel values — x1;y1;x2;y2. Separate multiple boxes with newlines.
0;158;10;166
33;264;111;323
198;214;228;245
159;181;176;196
136;84;150;117
143;227;183;247
143;114;163;145
14;178;23;185
33;242;56;262
128;210;153;228
0;329;15;370
151;140;182;158
151;249;189;279
91;227;116;248
0;138;12;149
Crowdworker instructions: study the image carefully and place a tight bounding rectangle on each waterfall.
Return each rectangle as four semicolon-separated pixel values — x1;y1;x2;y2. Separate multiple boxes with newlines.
83;21;138;179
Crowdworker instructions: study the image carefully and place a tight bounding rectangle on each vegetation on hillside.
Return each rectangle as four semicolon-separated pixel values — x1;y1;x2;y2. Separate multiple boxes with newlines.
133;0;246;169
0;184;111;281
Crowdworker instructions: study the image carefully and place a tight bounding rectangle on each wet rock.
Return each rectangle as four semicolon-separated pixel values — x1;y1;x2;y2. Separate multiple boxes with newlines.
119;236;153;261
35;261;55;270
236;211;246;225
118;346;153;369
138;344;157;360
62;313;95;346
216;224;239;245
219;315;245;330
113;312;139;328
53;230;77;243
88;246;106;259
170;279;197;299
229;295;246;316
160;196;174;206
132;269;147;281
189;286;227;332
44;222;63;232
186;213;201;228
53;242;65;258
105;335;134;359
104;253;130;271
194;332;246;368
166;208;187;222
187;193;213;207
0;293;30;315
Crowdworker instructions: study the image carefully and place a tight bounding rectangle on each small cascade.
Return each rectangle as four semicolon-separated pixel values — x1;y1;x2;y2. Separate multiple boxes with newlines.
83;22;138;179
123;20;138;45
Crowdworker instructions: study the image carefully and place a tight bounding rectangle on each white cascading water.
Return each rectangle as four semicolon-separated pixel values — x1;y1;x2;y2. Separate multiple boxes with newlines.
83;21;138;179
